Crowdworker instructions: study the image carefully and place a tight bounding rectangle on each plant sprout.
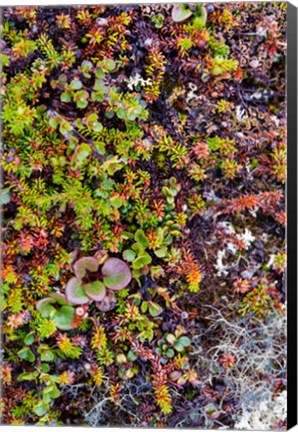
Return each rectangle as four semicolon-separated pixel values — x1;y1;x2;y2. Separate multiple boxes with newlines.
66;256;132;311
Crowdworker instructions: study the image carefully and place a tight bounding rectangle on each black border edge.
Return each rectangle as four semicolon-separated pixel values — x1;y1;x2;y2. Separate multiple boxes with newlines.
287;1;298;430
0;5;3;428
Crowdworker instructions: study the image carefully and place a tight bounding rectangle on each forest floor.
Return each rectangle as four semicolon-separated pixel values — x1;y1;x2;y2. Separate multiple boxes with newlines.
2;3;286;428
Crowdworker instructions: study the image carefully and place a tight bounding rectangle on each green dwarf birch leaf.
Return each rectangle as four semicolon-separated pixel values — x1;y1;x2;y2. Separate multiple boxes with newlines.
84;281;106;301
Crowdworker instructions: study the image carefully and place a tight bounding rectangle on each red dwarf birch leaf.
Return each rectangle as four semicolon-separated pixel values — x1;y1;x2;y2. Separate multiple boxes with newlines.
172;5;193;22
73;257;99;279
102;258;132;290
96;290;117;312
66;277;89;305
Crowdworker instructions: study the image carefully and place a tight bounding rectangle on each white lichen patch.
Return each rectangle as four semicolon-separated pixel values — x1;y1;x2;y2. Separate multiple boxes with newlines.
126;73;152;91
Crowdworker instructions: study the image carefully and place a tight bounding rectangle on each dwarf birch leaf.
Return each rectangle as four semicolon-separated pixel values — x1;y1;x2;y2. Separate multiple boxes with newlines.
84;281;106;301
53;306;75;330
134;229;148;248
18;347;35;362
34;402;49;417
141;301;148;313
165;333;176;345
65;277;89;304
61;91;71;102
36;298;56;318
70;79;82;90
123;249;136;262
24;333;34;345
0;188;10;204
178;336;191;347
49;292;68;305
102;258;132;290
148;302;163;317
165;348;175;358
74;257;99;279
96;290;117;312
18;372;37;382
173;340;184;352
172;5;193;22
102;59;116;72
154;247;167;258
132;254;152;269
40;351;55;362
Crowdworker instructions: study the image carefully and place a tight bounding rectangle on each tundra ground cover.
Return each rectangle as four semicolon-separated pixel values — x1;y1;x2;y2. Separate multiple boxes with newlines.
1;3;286;428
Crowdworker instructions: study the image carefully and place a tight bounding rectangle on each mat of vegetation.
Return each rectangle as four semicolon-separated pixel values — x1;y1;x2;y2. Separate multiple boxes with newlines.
1;3;286;428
